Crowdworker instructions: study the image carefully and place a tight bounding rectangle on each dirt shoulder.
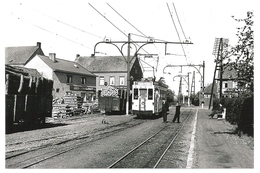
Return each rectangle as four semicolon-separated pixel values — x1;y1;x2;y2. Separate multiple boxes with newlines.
5;113;134;153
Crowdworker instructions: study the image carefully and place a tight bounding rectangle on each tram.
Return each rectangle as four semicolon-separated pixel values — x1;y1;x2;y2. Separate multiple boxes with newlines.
132;78;168;118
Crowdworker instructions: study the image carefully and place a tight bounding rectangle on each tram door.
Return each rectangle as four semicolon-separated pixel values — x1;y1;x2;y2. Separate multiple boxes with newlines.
139;89;147;111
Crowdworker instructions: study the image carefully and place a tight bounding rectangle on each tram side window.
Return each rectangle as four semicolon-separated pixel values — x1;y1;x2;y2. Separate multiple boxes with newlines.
148;89;153;100
134;88;138;99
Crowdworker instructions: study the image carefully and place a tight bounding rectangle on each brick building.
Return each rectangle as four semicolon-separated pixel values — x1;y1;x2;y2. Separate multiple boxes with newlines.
75;55;143;98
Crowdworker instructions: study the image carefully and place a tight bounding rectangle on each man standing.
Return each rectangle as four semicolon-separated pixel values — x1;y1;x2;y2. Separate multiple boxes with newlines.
162;98;169;123
172;102;181;123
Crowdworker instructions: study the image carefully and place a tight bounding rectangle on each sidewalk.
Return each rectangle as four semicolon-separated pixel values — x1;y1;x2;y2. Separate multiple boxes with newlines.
193;108;254;168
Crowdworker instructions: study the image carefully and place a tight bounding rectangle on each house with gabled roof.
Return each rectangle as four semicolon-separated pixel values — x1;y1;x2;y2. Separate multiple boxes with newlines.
75;55;143;98
5;42;44;66
25;53;96;100
217;64;239;98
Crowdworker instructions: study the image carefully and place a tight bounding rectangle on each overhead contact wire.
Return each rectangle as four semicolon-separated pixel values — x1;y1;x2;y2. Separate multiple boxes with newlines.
166;3;188;63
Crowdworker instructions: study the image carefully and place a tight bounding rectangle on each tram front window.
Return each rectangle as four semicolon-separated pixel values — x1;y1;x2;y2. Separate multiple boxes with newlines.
134;88;138;99
148;89;153;100
140;89;147;99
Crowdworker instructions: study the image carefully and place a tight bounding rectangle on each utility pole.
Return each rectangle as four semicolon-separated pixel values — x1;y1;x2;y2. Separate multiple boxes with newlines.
219;39;224;99
126;33;131;115
92;37;193;115
191;71;195;95
163;63;204;93
187;72;190;106
202;61;205;94
178;77;182;103
209;38;228;109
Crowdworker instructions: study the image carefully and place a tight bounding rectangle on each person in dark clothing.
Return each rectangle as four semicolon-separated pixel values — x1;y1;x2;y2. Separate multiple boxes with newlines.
208;103;224;119
172;102;181;123
162;98;169;123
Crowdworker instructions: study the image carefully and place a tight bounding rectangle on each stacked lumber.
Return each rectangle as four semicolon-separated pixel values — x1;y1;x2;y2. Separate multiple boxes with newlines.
63;93;83;108
101;85;119;98
52;92;83;118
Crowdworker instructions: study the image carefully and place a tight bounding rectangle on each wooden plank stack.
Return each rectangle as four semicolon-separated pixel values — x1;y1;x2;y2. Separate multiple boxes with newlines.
5;65;53;133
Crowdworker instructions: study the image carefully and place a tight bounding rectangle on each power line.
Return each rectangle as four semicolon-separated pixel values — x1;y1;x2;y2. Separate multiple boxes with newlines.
88;3;128;38
166;3;188;63
130;33;168;42
172;3;187;40
106;3;153;56
20;3;102;39
89;3;150;57
11;13;93;50
105;4;163;69
107;3;147;37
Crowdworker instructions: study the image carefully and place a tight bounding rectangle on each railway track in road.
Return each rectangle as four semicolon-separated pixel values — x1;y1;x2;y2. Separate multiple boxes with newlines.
6;108;195;168
6;118;145;168
108;109;194;168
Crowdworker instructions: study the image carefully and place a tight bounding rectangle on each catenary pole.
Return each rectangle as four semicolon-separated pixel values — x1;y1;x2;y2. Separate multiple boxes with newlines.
126;33;131;115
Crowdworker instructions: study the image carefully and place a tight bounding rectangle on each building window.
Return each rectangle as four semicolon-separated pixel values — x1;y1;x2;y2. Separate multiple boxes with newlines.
99;76;104;86
224;83;228;88
81;77;86;84
119;76;125;85
110;76;115;85
67;75;72;83
56;88;60;93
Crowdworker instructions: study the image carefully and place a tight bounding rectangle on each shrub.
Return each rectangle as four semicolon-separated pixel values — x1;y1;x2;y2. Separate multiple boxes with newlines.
213;96;254;136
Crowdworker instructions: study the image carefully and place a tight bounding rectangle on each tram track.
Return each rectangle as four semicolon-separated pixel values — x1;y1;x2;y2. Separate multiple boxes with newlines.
108;109;193;168
6;108;195;168
6;118;145;168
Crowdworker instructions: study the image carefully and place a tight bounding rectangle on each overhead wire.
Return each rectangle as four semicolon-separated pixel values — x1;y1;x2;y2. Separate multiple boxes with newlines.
173;3;191;63
89;3;158;76
130;33;168;42
10;13;93;50
19;3;103;39
166;3;188;64
172;3;187;40
106;3;162;73
106;3;152;55
106;3;147;38
88;3;128;38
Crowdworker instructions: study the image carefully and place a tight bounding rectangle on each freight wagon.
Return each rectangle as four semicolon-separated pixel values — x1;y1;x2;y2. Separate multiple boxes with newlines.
132;79;168;118
98;85;126;114
5;65;53;133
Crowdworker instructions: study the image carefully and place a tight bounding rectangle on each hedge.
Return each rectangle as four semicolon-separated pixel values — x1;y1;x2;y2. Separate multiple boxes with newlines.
213;96;254;136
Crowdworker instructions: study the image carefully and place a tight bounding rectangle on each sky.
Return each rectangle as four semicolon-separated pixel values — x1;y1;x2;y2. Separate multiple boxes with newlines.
1;0;256;94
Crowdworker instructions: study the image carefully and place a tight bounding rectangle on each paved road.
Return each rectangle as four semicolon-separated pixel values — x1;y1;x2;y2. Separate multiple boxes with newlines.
193;108;254;168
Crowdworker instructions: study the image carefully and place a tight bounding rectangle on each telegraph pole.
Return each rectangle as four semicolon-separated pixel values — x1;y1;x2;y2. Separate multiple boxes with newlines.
219;38;224;98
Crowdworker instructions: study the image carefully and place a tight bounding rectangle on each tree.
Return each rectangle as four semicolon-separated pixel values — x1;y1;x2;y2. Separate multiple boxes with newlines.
158;77;166;84
224;11;254;95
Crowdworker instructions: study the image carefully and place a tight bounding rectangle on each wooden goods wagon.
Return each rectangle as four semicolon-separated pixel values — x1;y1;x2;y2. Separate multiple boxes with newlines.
5;65;53;133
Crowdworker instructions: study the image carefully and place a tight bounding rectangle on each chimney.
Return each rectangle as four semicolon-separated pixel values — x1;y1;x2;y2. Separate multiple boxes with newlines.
37;42;41;48
49;53;56;62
